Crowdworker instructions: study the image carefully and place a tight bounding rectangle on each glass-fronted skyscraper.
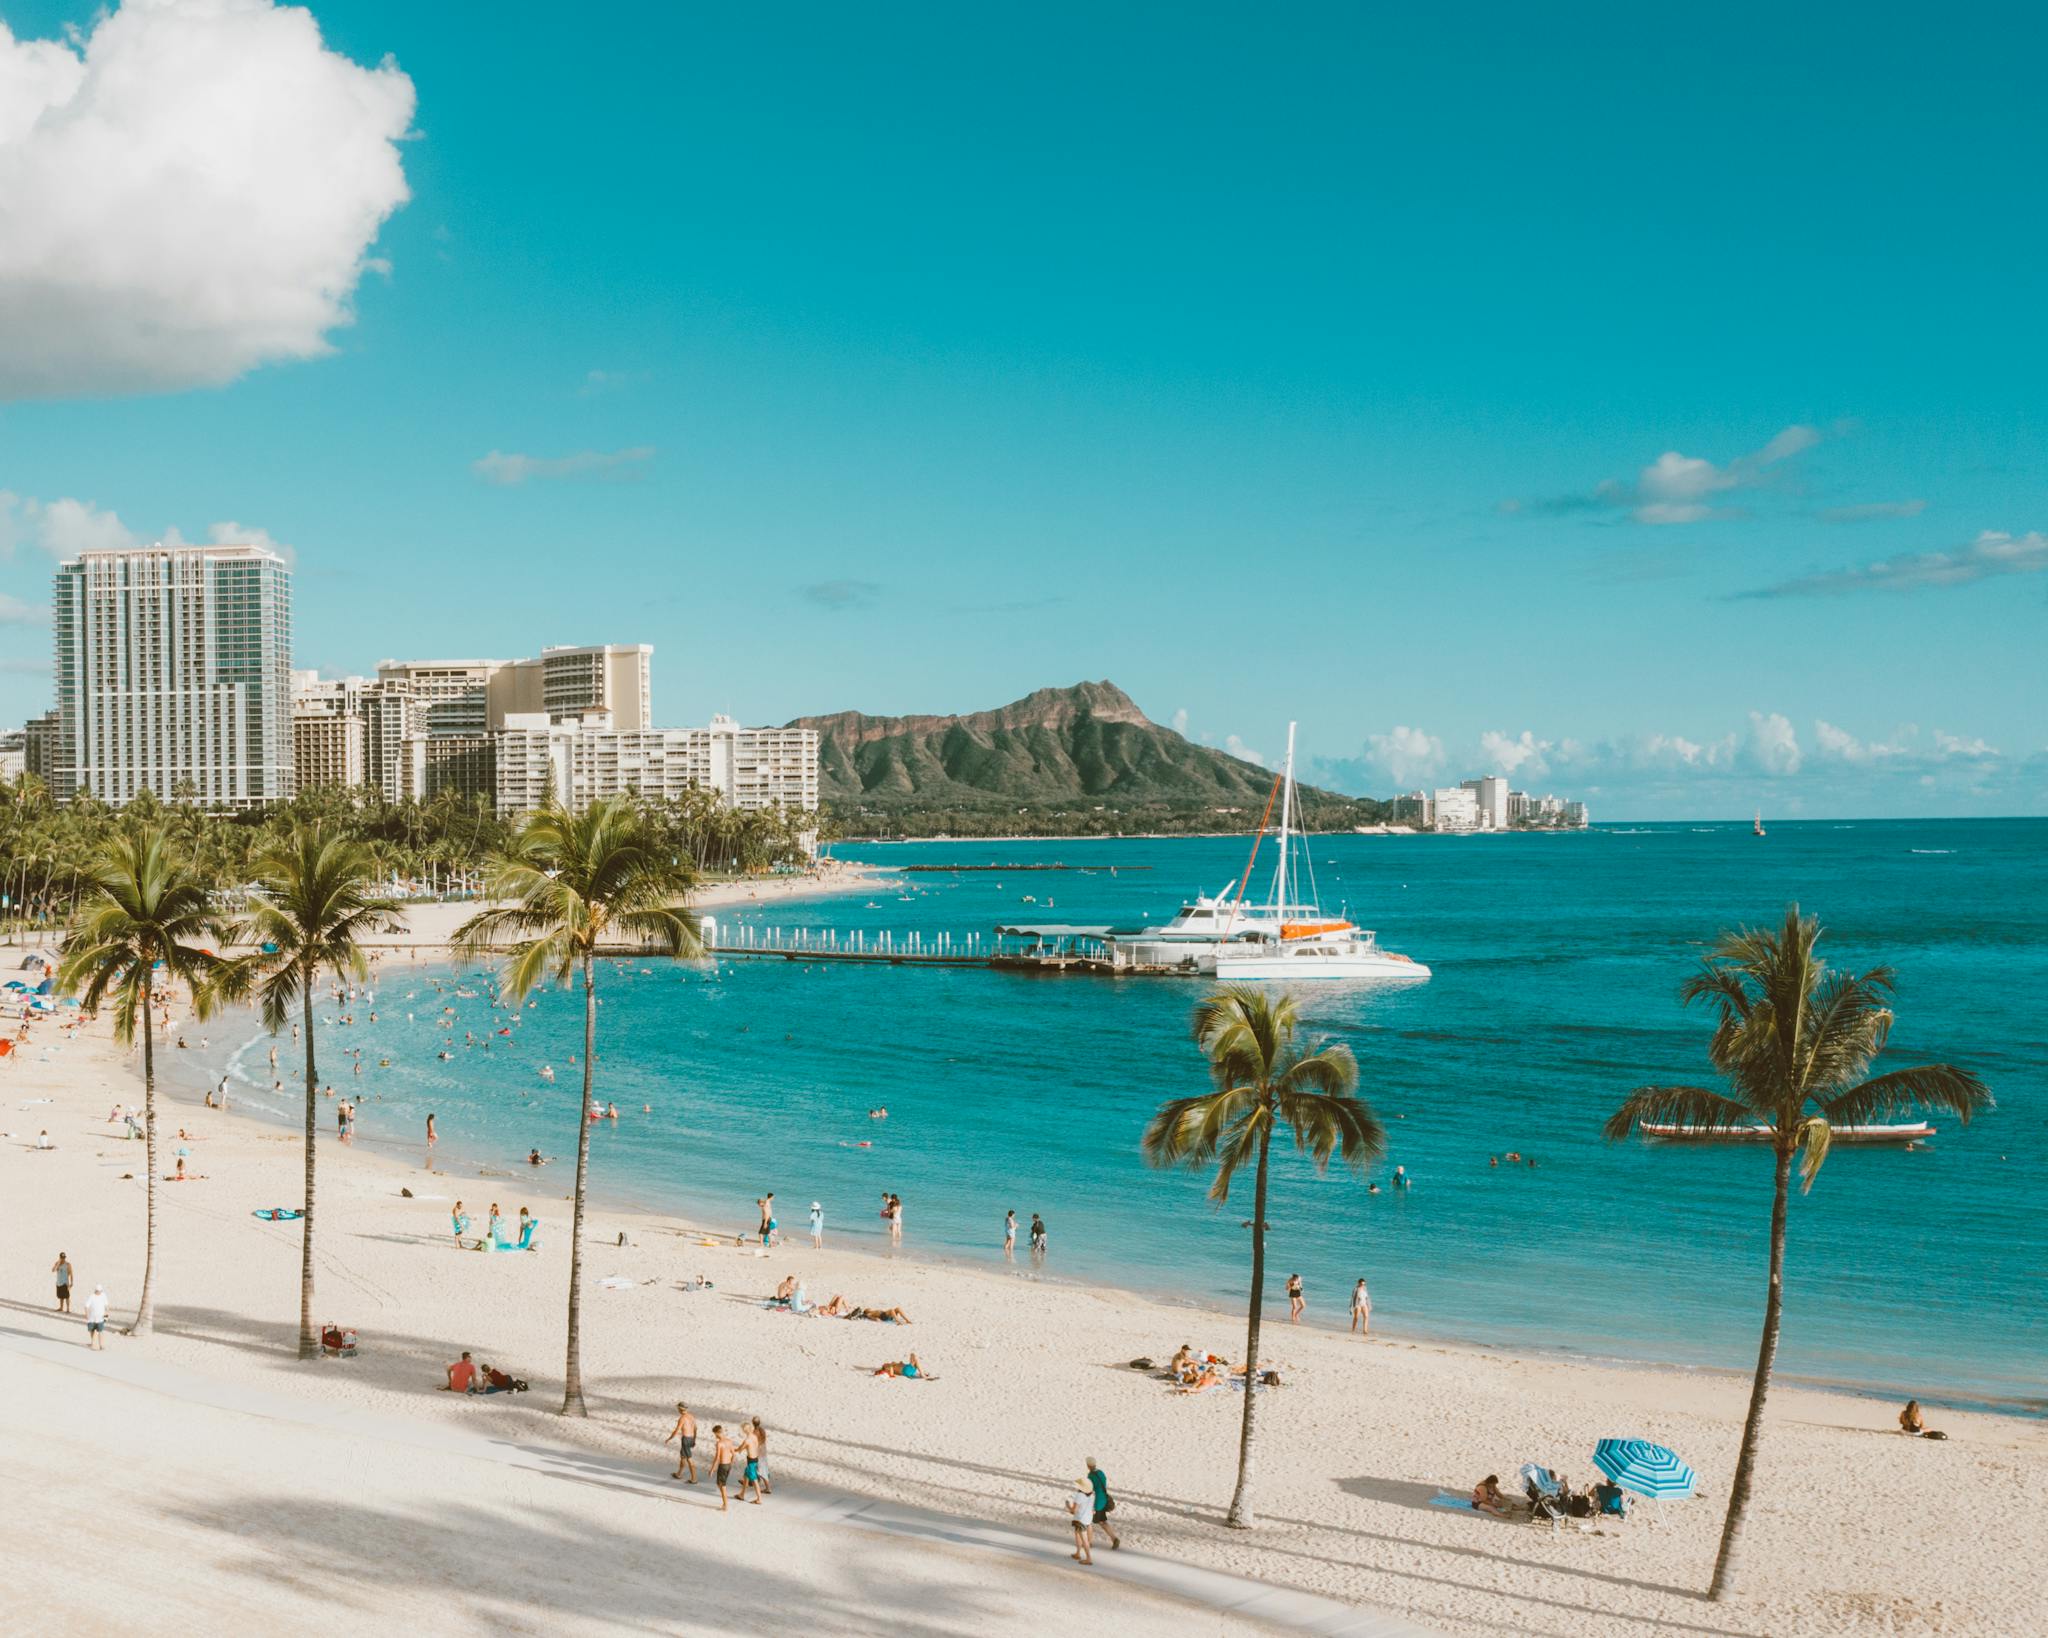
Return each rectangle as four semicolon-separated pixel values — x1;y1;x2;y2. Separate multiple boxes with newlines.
51;542;293;807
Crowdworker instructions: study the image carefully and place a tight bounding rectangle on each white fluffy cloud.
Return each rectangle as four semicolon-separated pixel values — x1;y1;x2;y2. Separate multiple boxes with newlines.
1364;725;1447;786
1743;711;1803;777
1507;424;1824;526
0;490;293;565
0;592;47;626
1224;734;1267;769
0;1;415;400
1478;728;1552;778
1932;729;1999;759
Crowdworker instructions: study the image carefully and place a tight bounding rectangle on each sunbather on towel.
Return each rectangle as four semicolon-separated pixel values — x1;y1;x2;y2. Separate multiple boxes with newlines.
872;1352;928;1379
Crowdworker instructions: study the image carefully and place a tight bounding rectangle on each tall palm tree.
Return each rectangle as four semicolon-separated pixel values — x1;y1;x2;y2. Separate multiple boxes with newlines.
453;797;699;1415
57;826;228;1336
218;826;401;1357
1606;906;1991;1602
1143;985;1382;1529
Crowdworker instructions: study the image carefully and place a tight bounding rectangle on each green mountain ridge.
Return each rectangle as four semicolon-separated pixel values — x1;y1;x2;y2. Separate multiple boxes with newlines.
788;682;1386;835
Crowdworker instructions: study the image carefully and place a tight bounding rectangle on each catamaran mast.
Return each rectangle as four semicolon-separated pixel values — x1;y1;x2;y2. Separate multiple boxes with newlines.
1273;721;1296;915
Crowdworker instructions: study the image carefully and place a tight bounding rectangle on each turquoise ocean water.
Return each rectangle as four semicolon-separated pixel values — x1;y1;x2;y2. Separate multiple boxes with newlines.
194;820;2045;1409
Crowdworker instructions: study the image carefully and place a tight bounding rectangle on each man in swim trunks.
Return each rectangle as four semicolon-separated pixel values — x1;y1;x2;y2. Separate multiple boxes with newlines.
736;1421;764;1504
52;1251;73;1313
665;1401;698;1481
711;1425;736;1510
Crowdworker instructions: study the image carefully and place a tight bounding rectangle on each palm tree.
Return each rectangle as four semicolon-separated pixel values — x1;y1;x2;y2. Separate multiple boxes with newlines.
57;826;228;1336
1606;906;1991;1602
453;797;699;1415
218;826;401;1357
1142;984;1382;1529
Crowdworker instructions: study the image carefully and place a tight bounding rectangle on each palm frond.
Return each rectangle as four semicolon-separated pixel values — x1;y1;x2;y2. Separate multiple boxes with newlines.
1820;1064;1994;1128
1603;1084;1756;1142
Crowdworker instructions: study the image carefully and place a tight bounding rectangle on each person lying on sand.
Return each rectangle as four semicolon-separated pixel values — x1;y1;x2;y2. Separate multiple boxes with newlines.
849;1305;911;1324
872;1352;929;1379
1172;1365;1226;1394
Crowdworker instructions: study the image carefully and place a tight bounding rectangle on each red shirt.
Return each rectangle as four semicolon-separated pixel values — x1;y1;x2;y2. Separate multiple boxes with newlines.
448;1359;476;1392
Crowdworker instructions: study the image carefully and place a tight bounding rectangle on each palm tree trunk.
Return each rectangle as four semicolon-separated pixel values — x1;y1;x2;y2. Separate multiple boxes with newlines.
1709;1145;1792;1600
130;988;159;1337
1225;1114;1274;1529
297;977;319;1359
562;950;597;1416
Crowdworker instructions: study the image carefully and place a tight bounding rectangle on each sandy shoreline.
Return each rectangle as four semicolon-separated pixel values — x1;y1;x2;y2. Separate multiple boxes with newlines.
5;913;2045;1636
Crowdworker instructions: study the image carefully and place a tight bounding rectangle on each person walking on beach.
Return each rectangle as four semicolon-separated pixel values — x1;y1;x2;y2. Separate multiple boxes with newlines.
52;1251;73;1313
1029;1213;1046;1267
1287;1272;1305;1324
711;1425;737;1511
887;1193;903;1244
425;1112;437;1166
809;1201;823;1248
1065;1478;1094;1564
1085;1458;1121;1549
83;1284;109;1350
735;1420;764;1504
749;1416;773;1494
1003;1210;1017;1260
664;1402;698;1482
1350;1278;1371;1335
452;1200;468;1241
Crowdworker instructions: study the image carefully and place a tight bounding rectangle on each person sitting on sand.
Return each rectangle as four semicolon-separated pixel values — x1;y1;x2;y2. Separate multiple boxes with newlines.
1168;1343;1195;1379
769;1274;799;1307
1472;1475;1510;1516
872;1352;927;1379
443;1351;479;1394
1900;1399;1939;1437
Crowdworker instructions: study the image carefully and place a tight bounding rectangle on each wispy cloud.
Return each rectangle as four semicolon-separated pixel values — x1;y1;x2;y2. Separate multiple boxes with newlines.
576;369;646;398
0;592;49;626
801;579;881;610
1733;529;2048;598
1503;424;1823;526
1818;498;1926;524
472;446;655;486
0;491;295;566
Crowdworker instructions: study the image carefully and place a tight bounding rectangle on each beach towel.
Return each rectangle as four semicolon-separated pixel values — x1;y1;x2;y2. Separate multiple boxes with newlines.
252;1208;305;1221
1429;1492;1477;1512
598;1276;634;1290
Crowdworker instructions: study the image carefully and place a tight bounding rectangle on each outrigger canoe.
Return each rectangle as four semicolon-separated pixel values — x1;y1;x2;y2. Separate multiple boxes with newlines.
1641;1122;1933;1146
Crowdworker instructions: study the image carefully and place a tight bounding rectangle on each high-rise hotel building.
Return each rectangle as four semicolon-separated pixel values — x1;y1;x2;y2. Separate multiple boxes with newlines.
52;542;293;807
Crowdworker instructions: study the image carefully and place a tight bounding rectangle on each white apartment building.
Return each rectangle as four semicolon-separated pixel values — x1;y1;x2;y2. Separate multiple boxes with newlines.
292;710;365;791
376;644;652;738
1461;775;1509;830
52;542;293;807
1431;785;1481;831
492;712;820;829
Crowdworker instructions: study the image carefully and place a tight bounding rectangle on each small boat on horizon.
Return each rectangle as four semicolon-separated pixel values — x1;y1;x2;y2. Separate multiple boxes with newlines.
1754;810;1767;837
1641;1121;1931;1146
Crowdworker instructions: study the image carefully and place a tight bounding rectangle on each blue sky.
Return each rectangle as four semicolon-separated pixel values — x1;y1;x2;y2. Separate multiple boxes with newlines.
1;1;2042;817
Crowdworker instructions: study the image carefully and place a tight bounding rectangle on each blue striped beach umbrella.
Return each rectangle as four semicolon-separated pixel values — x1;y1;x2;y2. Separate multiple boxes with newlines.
1592;1439;1697;1499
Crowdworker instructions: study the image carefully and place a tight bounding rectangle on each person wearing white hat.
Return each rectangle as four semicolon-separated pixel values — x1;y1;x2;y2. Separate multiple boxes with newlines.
808;1201;824;1248
84;1284;109;1349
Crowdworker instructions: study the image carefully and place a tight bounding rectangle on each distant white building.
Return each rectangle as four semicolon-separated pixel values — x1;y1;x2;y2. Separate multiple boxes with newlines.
1432;785;1481;831
491;713;820;835
1462;775;1509;830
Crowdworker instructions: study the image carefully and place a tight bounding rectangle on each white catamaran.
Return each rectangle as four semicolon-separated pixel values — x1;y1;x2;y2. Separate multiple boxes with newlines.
1204;722;1430;981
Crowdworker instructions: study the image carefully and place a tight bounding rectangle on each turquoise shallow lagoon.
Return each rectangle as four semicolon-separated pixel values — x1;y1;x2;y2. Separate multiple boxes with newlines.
205;819;2045;1408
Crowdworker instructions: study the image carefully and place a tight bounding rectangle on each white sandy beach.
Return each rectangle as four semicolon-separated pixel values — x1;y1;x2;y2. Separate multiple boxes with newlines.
3;914;2043;1638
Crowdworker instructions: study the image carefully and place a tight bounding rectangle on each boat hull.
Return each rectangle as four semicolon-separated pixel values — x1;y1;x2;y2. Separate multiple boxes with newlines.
1206;953;1432;981
1641;1122;1932;1146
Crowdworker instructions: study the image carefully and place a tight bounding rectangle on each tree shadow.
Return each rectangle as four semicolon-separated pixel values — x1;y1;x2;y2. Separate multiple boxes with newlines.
161;1490;1020;1638
1336;1474;1464;1511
